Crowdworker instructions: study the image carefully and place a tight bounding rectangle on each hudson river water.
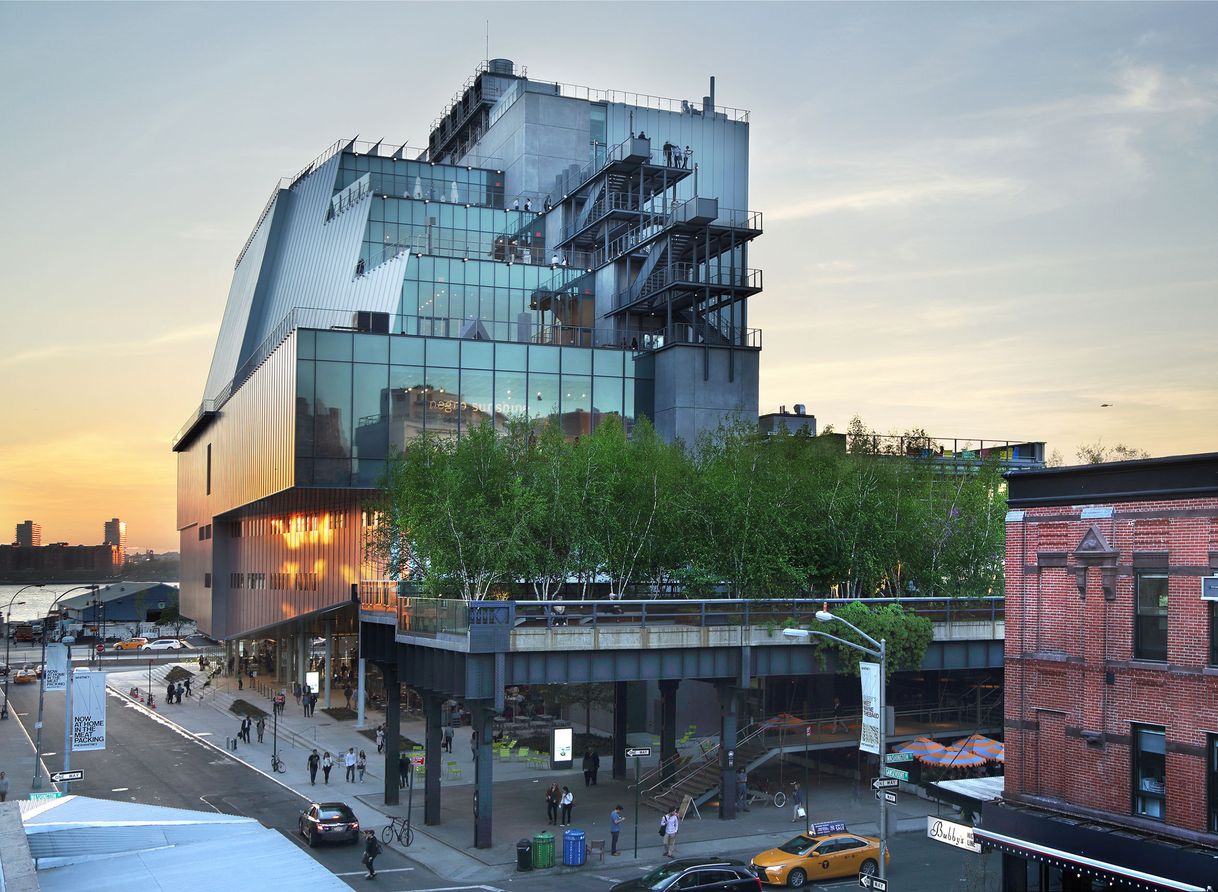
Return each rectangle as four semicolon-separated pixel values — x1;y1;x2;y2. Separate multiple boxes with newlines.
0;583;113;622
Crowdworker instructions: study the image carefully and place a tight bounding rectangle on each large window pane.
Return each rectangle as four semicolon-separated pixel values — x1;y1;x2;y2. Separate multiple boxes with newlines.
387;366;426;450
427;338;460;368
353;363;389;461
529;371;560;422
494;370;528;432
296;360;315;458
460;369;494;431
1135;573;1168;661
316;330;353;362
354;333;389;364
390;335;424;366
313;361;352;459
529;344;560;374
560;373;592;437
1132;724;1165;820
495;342;527;371
593;375;623;424
422;367;461;439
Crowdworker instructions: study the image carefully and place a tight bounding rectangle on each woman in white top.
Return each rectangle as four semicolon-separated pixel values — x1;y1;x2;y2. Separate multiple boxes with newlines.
559;786;574;825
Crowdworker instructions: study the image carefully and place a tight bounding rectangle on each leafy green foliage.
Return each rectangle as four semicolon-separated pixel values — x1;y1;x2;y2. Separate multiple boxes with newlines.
809;602;935;677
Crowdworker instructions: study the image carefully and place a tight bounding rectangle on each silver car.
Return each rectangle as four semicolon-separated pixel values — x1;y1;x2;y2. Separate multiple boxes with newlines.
141;638;186;651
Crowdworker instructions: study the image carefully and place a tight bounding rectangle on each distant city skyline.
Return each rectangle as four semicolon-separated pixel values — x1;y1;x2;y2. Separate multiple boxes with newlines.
1;2;1214;552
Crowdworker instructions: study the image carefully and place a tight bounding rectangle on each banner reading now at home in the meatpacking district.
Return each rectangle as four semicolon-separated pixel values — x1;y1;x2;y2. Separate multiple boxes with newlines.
858;661;881;755
71;668;107;751
43;643;68;692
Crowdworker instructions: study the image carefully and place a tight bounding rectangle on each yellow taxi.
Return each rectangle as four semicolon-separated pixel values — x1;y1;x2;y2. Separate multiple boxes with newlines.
13;667;38;685
113;637;149;651
751;822;889;887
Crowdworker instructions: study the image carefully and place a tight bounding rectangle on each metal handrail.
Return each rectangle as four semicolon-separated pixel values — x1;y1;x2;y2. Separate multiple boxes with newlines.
615;266;763;310
643;721;770;798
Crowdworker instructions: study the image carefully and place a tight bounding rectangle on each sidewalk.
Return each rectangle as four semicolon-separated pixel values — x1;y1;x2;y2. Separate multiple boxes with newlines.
0;696;59;802
103;663;963;883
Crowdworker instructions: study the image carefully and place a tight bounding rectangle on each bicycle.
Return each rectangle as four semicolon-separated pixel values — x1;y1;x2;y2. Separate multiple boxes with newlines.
270;753;286;774
381;815;414;846
746;779;786;809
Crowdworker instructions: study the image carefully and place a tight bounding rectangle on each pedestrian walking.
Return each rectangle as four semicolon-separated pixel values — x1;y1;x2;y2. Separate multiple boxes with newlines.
0;771;9;803
590;749;600;785
241;716;252;744
831;696;845;732
293;680;302;705
303;691;311;716
559;786;574;826
237;672;243;691
471;729;478;762
165;681;175;704
183;677;192;697
582;749;596;787
375;725;385;754
661;807;680;857
176;682;185;703
322;751;333;784
343;684;353;709
443;723;454;753
362;829;382;878
610;804;625;855
344;747;357;782
357;749;368;782
545;782;561;825
256;716;266;743
399;752;408;790
736;768;750;812
307;749;320;785
791;783;806;823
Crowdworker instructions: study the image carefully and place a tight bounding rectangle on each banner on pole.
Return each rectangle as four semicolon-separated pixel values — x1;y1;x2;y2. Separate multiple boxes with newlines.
71;669;107;752
44;643;69;692
859;661;880;755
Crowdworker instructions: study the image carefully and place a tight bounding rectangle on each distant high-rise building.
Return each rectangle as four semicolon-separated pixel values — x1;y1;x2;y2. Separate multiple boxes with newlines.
15;520;41;547
104;517;127;551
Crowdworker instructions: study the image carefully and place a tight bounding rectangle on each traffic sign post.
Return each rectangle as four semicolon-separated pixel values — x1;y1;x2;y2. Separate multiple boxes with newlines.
872;777;899;790
625;747;651;758
29;791;63;801
860;874;888;891
883;766;909;782
628;749;652;859
885;752;913;763
50;770;83;783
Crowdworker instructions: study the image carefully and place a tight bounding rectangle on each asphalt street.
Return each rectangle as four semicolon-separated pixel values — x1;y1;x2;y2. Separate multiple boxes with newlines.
4;679;998;892
3;681;449;889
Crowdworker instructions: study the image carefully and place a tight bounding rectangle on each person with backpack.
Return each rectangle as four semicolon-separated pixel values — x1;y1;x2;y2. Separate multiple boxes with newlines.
559;786;574;826
362;829;382;878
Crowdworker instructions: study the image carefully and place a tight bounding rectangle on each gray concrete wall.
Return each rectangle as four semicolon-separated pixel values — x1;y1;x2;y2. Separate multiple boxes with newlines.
0;802;39;891
650;345;760;446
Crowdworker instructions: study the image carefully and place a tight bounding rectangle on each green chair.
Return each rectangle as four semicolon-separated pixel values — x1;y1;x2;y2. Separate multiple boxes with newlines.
517;746;531;762
446;760;462;779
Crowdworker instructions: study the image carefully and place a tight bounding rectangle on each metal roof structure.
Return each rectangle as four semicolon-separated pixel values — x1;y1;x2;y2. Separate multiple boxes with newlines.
58;581;178;611
19;795;348;891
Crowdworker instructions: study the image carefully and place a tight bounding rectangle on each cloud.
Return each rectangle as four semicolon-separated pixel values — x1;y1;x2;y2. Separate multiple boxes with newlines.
0;324;216;367
768;174;1020;222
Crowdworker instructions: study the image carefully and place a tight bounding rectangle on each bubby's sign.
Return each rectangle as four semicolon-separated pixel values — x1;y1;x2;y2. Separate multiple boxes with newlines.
927;816;981;853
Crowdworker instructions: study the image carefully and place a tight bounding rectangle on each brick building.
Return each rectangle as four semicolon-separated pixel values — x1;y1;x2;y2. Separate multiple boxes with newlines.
978;453;1218;891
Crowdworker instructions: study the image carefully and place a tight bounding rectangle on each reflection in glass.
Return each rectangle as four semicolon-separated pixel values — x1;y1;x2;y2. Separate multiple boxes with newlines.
460;369;494;431
296;360;315;458
529;371;560;422
494;371;528;433
560;374;593;437
423;367;461;439
353;363;390;461
313;361;352;459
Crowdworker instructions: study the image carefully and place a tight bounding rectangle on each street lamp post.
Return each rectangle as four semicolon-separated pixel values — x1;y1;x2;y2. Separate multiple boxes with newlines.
784;609;889;881
3;583;43;719
32;584;97;790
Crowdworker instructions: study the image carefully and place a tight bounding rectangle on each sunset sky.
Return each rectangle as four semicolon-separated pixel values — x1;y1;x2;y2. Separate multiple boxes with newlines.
1;2;1215;553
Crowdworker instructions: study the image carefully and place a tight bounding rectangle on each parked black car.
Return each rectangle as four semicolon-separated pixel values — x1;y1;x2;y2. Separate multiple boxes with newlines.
610;857;761;891
298;802;360;847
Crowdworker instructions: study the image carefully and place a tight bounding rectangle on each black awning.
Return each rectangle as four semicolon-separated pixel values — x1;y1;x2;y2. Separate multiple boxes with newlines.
979;801;1216;892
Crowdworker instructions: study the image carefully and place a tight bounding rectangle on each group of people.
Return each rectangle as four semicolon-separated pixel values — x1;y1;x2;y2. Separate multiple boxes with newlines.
164;677;190;704
544;783;576;826
235;714;265;745
661;141;693;169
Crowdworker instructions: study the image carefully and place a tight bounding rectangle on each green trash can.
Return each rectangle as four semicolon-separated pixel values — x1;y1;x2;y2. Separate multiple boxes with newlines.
532;831;555;868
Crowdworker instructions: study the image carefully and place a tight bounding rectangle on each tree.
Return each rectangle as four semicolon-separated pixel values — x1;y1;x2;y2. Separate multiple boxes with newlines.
158;605;187;638
1075;440;1150;464
808;602;934;678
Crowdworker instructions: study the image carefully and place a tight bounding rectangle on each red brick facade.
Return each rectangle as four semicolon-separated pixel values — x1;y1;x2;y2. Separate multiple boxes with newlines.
1005;480;1218;842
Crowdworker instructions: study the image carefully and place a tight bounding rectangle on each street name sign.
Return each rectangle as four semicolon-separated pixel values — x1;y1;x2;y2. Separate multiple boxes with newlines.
883;766;909;782
872;777;899;790
859;875;888;891
50;770;83;783
29;792;63;801
885;752;913;763
625;747;652;758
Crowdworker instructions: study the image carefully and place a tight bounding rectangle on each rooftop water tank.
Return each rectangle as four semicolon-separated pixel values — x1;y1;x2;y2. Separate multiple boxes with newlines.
489;58;515;75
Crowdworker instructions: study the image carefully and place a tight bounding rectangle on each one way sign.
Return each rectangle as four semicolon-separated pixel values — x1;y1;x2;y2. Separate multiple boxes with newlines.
625;747;652;758
859;875;888;892
872;777;899;790
50;770;83;783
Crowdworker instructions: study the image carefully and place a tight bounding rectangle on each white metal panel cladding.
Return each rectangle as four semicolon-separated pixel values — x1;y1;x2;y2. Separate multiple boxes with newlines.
204;153;409;404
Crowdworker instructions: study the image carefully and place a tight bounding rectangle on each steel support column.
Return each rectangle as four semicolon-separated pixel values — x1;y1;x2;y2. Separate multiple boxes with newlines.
473;702;494;849
659;679;679;784
297;623;307;690
612;681;628;780
323;619;333;709
382;661;400;806
424;691;443;825
717;684;738;819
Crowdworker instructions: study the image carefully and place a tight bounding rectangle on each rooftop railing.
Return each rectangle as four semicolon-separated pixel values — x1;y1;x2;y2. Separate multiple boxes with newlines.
359;595;1003;638
615;265;763;311
847;434;1045;464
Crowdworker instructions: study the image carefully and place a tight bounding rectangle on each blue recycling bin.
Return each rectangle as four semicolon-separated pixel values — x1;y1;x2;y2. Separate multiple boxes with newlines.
562;828;586;866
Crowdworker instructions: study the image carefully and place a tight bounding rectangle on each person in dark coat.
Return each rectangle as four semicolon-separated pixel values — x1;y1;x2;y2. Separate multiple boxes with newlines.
362;829;382;878
582;750;596;787
166;681;176;704
307;749;320;785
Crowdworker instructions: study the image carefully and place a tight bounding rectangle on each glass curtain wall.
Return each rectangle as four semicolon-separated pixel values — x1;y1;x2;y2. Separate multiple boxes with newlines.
296;330;647;487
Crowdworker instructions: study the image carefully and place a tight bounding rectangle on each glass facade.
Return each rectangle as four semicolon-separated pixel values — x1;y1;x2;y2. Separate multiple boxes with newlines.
335;153;505;210
295;330;647;487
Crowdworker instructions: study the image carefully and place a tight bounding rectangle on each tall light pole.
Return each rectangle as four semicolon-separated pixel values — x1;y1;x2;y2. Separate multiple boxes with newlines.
2;583;42;719
784;609;889;881
32;584;97;790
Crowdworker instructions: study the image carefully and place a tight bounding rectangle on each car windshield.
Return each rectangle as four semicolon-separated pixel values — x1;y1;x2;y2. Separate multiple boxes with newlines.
318;807;354;821
776;835;817;856
638;864;688;889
